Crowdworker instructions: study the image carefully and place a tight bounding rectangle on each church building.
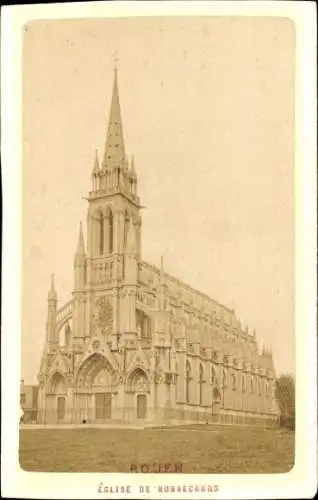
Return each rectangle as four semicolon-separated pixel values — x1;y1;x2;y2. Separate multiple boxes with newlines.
37;68;279;426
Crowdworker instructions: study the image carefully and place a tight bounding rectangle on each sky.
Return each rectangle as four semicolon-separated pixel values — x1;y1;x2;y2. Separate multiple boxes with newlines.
22;16;295;384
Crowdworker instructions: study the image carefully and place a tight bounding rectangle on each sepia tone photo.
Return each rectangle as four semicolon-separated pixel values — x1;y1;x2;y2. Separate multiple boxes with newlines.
1;1;317;494
1;1;316;497
17;15;298;476
13;13;302;481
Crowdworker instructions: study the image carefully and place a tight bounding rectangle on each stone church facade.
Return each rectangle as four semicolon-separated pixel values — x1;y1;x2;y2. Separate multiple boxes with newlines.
37;69;279;426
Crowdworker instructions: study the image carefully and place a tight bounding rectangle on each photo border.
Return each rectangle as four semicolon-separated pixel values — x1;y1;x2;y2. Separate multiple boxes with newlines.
1;2;317;498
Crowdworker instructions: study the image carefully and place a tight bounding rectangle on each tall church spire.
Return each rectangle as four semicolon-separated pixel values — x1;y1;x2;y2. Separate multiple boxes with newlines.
102;66;125;169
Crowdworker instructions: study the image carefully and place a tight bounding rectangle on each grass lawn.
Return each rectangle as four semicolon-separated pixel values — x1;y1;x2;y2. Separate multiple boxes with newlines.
19;425;295;473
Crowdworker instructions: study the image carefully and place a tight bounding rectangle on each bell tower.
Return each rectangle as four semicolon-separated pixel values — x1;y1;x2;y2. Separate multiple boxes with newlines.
84;65;142;346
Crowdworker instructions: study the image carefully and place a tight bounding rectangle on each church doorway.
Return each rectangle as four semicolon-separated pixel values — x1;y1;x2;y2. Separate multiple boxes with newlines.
76;354;116;423
57;396;66;421
137;394;147;419
47;372;67;424
95;392;112;420
127;368;149;421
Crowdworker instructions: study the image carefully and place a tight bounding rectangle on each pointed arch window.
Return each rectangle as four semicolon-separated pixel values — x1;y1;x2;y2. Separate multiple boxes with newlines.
199;364;204;405
246;375;250;394
99;211;104;255
211;365;216;385
116;167;120;186
124;210;129;248
186;361;191;404
250;377;254;393
136;309;151;339
223;369;228;388
106;208;113;253
232;374;237;390
242;375;246;393
175;361;180;401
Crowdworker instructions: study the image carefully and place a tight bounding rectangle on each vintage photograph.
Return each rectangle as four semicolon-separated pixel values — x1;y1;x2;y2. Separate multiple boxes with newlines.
18;15;297;474
17;15;298;475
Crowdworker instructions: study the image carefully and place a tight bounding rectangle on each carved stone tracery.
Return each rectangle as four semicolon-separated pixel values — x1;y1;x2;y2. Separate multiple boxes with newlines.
91;296;113;337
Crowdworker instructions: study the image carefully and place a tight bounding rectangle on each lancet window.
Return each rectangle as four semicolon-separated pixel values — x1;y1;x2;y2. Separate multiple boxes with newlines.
106;208;113;253
186;361;191;403
242;375;246;393
211;365;217;385
199;364;204;405
99;211;104;255
124;210;129;248
223;369;228;388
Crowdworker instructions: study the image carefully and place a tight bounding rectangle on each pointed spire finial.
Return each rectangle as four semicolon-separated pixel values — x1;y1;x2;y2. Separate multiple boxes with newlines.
160;256;165;286
131;155;136;174
48;273;57;300
159;256;166;313
50;273;55;291
92;149;100;175
76;221;85;256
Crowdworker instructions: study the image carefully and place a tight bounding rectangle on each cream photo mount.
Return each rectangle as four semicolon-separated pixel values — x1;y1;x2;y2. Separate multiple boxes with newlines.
1;1;317;499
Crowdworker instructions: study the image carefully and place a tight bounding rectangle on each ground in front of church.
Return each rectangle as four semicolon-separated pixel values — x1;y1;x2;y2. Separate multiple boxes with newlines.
19;424;294;473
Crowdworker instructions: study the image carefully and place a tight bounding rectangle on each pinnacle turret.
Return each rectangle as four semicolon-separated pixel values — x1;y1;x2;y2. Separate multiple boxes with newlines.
91;150;100;192
75;222;86;256
48;273;57;301
131;155;136;175
160;256;165;287
92;150;100;175
46;273;58;344
74;222;86;290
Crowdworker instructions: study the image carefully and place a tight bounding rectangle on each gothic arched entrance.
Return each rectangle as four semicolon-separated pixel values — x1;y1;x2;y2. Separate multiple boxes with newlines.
46;372;67;424
93;368;113;420
75;353;116;423
126;368;149;420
